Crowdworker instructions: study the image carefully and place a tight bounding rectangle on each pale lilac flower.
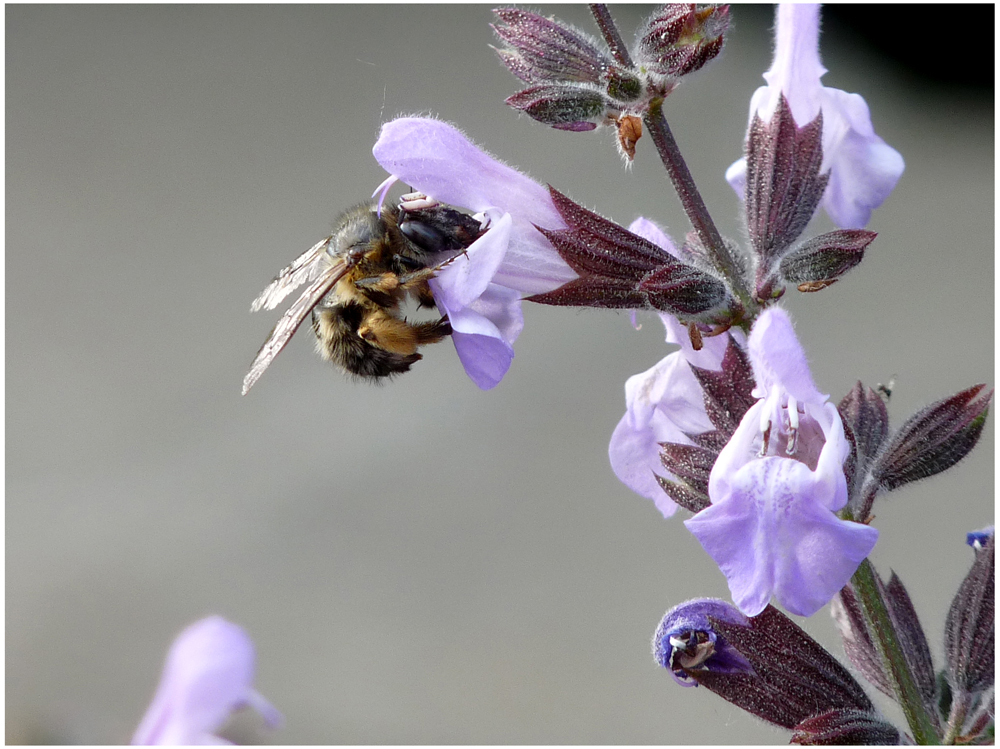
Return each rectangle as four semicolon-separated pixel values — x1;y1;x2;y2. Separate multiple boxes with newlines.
685;307;879;617
608;218;734;517
372;117;577;389
132;616;281;745
652;598;752;686
726;4;904;229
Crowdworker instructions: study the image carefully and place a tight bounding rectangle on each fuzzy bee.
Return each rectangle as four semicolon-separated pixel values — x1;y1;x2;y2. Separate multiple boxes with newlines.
242;197;485;395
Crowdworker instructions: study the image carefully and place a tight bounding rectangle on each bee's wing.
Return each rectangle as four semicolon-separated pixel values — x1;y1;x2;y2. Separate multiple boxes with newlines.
242;261;351;395
250;236;332;312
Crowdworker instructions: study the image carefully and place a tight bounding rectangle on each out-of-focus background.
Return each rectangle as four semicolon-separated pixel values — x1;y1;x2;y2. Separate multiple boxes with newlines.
7;5;993;744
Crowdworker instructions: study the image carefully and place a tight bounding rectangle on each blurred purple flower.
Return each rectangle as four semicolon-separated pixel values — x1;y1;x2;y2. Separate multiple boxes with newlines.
967;525;994;550
652;598;752;686
372;117;577;389
608;218;735;517
132;616;281;745
685;308;879;617
726;4;904;229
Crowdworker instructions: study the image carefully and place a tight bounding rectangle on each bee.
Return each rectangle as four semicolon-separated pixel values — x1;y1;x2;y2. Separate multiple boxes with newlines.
242;197;485;395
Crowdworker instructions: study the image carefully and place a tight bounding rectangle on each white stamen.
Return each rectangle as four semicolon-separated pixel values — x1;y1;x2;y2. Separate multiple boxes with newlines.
399;192;437;211
785;395;799;455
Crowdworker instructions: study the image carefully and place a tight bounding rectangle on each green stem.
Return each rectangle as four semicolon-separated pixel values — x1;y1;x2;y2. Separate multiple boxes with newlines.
851;559;940;744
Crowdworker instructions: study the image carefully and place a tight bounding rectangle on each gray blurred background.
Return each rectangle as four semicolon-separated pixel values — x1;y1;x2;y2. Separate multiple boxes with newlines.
7;5;993;744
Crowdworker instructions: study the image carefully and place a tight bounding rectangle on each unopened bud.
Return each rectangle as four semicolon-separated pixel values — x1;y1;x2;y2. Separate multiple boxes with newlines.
633;4;730;78
780;229;875;289
492;8;610;85
505;84;611;131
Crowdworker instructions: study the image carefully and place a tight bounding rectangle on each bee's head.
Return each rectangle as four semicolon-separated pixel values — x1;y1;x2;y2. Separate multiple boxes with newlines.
327;205;388;264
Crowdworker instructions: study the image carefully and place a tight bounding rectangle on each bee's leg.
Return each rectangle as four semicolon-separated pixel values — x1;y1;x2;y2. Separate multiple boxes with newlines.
353;273;408;308
391;270;441;309
357;309;422;356
411;316;452;344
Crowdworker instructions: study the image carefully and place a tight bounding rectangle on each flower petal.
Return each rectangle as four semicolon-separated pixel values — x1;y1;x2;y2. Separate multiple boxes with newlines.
688;456;877;617
432;213;512;311
609;407;687;517
374;118;558;223
434;284;523;390
818;88;905;228
748;307;825;405
373;117;576;295
132;617;275;745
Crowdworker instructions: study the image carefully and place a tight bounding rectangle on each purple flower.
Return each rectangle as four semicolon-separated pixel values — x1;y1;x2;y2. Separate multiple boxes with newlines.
685;307;879;617
652;598;752;686
726;4;904;229
608;218;736;517
132;616;281;745
967;525;994;550
372;117;577;389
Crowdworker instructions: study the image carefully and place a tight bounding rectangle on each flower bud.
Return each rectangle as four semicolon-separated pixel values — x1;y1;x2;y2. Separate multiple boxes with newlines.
492;8;610;85
652;598;752;685
633;4;730;78
779;229;876;290
867;384;992;496
505;84;611;131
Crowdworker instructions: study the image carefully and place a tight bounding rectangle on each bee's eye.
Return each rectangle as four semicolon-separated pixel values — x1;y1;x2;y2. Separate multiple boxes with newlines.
400;219;446;252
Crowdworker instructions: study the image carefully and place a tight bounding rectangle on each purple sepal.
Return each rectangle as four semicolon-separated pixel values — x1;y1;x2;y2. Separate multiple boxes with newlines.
132;617;281;745
744;95;828;289
790;708;901;745
836;382;889;511
779;229;876;289
505;84;610;131
492;8;610;85
945;534;995;694
687;606;875;729
832;573;938;721
527;187;731;319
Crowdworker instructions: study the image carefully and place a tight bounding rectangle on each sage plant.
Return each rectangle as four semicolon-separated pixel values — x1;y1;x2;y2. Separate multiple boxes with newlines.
459;3;990;743
140;4;991;745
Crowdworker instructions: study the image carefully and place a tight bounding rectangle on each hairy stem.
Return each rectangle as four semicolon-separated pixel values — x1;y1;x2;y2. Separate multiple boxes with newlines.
589;4;632;67
643;103;752;309
589;4;754;313
851;559;940;744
